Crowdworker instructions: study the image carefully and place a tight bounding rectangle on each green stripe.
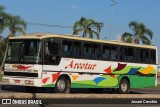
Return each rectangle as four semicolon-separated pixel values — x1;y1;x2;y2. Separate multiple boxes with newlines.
71;83;110;88
42;84;55;87
129;76;156;88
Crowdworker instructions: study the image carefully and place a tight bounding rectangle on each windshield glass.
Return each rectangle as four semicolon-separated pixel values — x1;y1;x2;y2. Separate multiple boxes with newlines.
6;39;41;64
23;40;41;63
6;42;21;62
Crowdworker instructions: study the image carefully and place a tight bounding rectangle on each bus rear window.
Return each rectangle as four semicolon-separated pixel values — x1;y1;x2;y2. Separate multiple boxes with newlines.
150;50;156;64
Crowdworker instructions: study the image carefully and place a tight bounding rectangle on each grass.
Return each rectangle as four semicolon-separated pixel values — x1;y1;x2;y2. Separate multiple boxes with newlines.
0;73;2;82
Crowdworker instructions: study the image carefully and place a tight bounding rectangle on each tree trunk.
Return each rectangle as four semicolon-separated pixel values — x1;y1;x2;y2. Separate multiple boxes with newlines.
1;30;15;72
134;35;139;44
0;35;9;72
83;32;87;38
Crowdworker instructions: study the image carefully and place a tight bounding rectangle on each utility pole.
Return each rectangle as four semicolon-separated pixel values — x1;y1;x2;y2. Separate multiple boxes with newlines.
107;0;117;40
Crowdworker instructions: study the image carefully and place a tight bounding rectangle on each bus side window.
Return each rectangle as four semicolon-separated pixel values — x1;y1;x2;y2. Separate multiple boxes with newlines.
92;44;100;59
136;49;143;63
63;41;72;57
110;46;118;61
84;43;92;59
103;45;110;60
120;47;127;61
44;42;50;64
127;47;134;62
50;42;59;55
150;50;156;64
44;42;50;55
73;42;81;58
143;50;149;63
44;41;61;65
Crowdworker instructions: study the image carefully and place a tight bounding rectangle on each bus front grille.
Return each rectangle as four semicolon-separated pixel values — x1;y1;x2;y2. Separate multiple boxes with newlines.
4;72;38;77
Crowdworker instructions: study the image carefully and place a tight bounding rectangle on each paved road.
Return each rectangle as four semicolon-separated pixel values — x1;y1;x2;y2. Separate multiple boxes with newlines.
0;84;160;94
0;76;159;107
0;85;160;106
0;84;142;94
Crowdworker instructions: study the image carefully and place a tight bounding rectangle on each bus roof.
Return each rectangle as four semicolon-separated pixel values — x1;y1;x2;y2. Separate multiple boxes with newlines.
9;32;157;49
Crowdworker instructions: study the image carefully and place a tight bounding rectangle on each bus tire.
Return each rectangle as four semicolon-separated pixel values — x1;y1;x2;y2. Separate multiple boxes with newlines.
25;86;38;93
1;85;5;90
89;88;104;93
111;88;118;94
117;78;130;94
55;76;70;93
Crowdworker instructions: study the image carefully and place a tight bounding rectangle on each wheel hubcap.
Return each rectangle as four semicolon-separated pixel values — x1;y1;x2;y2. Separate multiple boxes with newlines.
121;82;127;92
57;80;65;91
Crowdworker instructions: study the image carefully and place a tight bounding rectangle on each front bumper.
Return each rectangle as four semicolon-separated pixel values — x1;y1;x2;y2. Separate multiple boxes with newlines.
1;76;42;87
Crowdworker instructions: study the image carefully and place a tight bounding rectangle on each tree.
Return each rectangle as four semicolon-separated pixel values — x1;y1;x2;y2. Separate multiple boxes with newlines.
1;5;27;37
5;15;27;36
121;32;133;43
0;37;7;65
0;36;3;41
0;5;27;69
0;5;7;34
73;17;103;39
121;21;153;45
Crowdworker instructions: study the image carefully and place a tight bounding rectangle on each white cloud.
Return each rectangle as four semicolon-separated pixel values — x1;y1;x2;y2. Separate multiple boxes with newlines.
70;5;78;9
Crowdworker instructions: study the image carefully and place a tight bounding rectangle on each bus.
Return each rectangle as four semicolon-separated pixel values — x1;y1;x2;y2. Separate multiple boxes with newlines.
2;33;158;93
158;66;160;77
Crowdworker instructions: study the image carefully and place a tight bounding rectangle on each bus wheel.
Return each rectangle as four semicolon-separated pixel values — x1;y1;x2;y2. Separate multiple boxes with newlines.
1;85;5;90
25;86;38;93
111;88;118;94
89;88;104;93
117;78;130;94
55;76;70;93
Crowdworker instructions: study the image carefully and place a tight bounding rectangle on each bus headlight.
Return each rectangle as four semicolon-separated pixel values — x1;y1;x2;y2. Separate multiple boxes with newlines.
33;70;38;73
3;79;9;83
25;80;34;85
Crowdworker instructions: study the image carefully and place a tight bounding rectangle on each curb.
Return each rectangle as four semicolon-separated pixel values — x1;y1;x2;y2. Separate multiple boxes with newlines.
0;93;160;99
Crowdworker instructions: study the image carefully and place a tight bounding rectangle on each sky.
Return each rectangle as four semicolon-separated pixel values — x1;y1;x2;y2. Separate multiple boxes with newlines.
0;0;160;63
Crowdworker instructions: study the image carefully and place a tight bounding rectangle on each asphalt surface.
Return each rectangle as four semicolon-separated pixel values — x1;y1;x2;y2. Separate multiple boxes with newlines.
0;84;145;94
0;84;160;94
0;84;160;106
0;77;160;107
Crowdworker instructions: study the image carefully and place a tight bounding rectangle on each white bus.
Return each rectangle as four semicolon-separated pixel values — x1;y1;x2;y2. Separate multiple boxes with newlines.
2;33;158;93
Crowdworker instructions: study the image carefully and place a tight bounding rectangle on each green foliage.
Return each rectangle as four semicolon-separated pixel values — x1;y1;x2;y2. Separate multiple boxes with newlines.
73;17;103;39
0;5;27;69
0;5;27;36
122;21;153;45
121;32;133;43
0;73;2;82
6;15;27;36
0;37;7;65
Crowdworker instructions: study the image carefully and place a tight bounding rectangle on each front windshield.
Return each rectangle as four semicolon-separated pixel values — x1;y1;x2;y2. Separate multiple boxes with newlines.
6;42;21;62
6;39;41;64
23;40;41;63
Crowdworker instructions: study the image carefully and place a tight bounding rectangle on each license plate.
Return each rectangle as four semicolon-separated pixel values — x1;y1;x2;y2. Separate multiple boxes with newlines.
15;80;20;83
